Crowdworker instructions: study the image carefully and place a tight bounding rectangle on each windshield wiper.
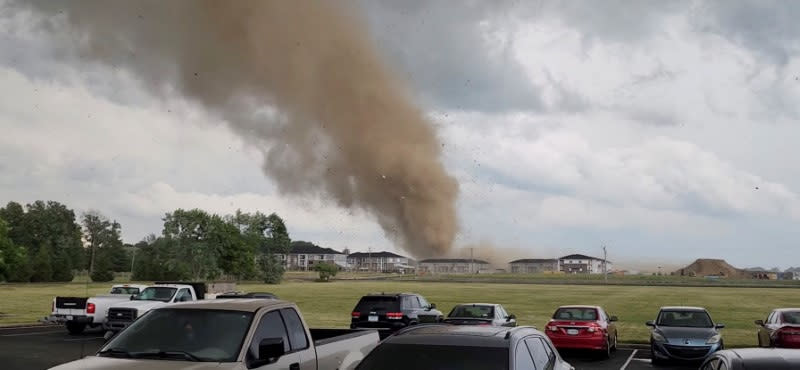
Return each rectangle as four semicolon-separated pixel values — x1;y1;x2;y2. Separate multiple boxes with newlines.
134;350;201;362
98;348;132;358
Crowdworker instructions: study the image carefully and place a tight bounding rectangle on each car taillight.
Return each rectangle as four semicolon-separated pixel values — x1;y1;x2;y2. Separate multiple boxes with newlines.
86;303;96;314
778;328;800;337
587;322;604;335
351;312;361;318
387;312;403;319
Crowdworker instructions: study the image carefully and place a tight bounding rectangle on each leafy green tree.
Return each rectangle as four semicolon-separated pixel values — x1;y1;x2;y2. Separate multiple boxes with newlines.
91;248;115;282
214;215;255;280
259;253;285;284
30;245;53;282
315;262;338;282
162;209;220;280
52;248;75;282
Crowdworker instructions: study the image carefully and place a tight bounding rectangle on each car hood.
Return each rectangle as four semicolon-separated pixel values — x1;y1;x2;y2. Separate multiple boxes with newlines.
49;356;242;370
109;300;168;311
656;326;718;344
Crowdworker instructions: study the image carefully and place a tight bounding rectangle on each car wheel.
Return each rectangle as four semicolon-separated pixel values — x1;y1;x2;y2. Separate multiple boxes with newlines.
651;345;663;366
66;322;86;335
599;339;611;359
612;334;618;351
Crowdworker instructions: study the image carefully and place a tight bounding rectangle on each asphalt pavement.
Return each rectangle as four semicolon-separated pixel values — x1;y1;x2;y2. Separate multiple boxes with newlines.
0;325;701;370
0;325;105;370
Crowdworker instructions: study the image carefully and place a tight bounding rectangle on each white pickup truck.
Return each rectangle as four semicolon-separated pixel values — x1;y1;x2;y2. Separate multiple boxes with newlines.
52;299;380;370
105;281;233;332
47;284;149;335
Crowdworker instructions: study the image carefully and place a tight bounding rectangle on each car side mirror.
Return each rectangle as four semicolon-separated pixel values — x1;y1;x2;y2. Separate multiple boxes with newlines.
256;338;285;365
609;316;619;322
715;323;725;329
507;314;516;321
755;320;765;326
130;295;135;300
429;303;436;309
646;320;655;327
103;331;115;342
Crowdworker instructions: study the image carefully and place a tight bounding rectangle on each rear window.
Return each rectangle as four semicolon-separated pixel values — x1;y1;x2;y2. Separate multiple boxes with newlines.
449;305;494;318
782;311;800;324
657;310;713;328
110;287;141;295
355;296;400;312
553;307;598;321
356;344;508;370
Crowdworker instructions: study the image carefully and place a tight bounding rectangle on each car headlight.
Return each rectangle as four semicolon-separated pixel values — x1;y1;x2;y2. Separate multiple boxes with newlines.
707;334;721;344
652;332;666;342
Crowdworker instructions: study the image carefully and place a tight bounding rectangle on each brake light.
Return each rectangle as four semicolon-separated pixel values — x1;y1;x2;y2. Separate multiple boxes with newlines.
86;303;96;314
587;322;604;335
387;312;403;319
547;325;558;332
351;312;361;318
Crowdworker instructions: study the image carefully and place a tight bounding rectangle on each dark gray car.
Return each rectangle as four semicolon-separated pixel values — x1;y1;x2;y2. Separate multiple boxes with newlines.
444;303;517;327
701;348;800;370
647;306;724;364
355;325;573;370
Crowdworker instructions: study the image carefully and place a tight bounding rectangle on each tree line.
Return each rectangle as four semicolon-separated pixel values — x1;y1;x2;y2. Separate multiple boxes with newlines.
0;201;291;283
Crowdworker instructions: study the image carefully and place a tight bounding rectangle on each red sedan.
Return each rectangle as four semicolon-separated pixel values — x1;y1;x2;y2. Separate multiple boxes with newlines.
545;305;618;358
757;308;800;348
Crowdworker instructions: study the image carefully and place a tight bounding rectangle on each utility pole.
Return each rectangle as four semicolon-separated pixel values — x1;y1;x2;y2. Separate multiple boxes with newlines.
602;245;608;283
130;247;137;275
470;247;474;274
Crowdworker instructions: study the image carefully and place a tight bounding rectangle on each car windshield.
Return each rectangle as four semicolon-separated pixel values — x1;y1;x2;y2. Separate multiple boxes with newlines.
554;308;598;321
449;305;494;318
133;287;177;302
110;287;141;295
355;297;399;312
356;344;508;370
657;310;713;328
100;308;253;362
782;312;800;324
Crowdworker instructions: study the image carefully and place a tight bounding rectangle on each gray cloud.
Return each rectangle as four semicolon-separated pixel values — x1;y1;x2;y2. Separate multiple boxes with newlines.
358;0;543;112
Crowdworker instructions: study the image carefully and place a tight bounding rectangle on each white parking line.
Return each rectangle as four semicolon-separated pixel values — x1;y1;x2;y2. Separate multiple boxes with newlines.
620;349;638;370
0;330;62;337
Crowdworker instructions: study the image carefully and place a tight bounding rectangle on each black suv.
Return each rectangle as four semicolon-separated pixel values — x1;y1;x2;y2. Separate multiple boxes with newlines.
351;293;443;333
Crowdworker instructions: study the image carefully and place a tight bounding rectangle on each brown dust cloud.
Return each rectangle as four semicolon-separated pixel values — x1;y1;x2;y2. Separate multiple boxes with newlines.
16;1;459;258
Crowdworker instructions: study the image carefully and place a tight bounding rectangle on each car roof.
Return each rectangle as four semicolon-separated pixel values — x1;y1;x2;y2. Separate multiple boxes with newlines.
363;292;417;297
166;298;292;312
556;305;601;310
773;308;800;313
720;348;800;366
453;303;499;307
386;325;539;348
660;306;707;311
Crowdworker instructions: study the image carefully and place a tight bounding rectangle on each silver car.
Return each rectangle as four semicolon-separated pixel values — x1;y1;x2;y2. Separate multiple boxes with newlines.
443;303;517;327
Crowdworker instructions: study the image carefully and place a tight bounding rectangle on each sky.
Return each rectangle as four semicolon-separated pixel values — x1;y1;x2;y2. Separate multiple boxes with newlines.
1;0;799;270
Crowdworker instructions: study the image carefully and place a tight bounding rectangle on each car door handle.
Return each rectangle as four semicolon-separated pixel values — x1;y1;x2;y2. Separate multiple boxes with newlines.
290;363;299;370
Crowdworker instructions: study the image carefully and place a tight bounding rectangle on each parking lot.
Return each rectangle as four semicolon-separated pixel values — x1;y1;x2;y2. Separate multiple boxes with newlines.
1;325;702;370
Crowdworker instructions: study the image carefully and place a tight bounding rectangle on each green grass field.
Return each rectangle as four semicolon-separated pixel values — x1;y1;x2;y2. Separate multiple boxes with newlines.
1;279;792;348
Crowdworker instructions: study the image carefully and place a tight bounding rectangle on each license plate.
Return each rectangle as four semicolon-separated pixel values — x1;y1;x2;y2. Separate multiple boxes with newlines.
567;329;579;335
66;315;74;321
368;315;378;322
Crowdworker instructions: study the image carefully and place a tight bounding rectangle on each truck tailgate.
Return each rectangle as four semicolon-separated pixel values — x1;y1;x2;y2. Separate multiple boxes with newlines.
311;329;379;370
53;297;87;316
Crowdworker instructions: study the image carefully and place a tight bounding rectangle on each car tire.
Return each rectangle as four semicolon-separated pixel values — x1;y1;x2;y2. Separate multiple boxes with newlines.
651;345;664;366
599;339;612;359
66;322;86;335
612;334;618;351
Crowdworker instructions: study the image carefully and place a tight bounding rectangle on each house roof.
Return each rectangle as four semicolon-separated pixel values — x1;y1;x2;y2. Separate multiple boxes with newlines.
347;251;407;259
559;254;608;261
509;259;558;264
289;241;342;255
419;258;490;264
